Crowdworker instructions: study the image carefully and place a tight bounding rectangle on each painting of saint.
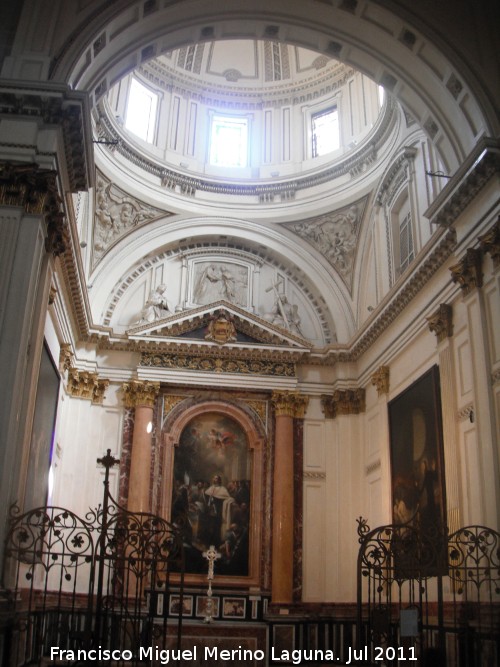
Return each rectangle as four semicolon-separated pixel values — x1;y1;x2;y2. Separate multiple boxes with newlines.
388;366;447;575
171;412;251;577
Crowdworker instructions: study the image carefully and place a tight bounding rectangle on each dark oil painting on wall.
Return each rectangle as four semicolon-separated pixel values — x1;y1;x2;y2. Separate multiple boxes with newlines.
388;366;447;574
171;412;251;577
24;342;60;510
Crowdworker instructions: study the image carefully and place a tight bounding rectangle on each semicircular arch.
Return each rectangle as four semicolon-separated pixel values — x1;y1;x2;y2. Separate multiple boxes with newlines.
52;0;495;171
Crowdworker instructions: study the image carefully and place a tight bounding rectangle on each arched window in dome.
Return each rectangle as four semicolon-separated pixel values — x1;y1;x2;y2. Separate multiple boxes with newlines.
124;77;158;143
311;106;340;157
209;115;249;168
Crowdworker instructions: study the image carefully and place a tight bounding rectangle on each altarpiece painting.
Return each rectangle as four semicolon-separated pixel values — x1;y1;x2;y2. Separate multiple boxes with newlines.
171;412;252;578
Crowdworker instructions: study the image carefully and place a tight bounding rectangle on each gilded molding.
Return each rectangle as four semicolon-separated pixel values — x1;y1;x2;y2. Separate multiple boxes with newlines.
478;217;500;268
450;248;483;295
371;366;390;396
243;399;268;426
321;388;366;418
163;394;186;416
0;162;68;256
67;368;109;404
427;303;453;342
272;391;309;418
140;352;296;377
122;380;160;409
59;343;73;372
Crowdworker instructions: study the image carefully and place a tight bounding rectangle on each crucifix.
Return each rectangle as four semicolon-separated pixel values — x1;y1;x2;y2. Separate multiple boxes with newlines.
202;545;221;623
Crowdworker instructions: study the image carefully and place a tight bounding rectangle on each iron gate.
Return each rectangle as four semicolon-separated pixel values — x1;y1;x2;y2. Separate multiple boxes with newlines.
2;450;185;666
357;518;500;665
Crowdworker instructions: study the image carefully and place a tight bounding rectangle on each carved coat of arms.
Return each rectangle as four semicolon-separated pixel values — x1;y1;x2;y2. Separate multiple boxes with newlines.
205;315;237;345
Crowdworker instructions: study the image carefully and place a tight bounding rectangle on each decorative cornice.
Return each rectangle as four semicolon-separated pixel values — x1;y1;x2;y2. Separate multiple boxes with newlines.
272;391;309;418
0;162;68;256
427;303;453;342
427;143;500;227
321;388;365;418
0;84;91;192
121;380;160;408
141;352;296;377
67;368;109;404
59;343;73;372
349;228;457;360
450;248;483;296
371;366;390;396
95;96;397;202
478;216;500;269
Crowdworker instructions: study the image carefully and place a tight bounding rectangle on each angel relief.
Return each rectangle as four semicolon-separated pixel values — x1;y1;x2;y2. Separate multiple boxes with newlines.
93;176;166;260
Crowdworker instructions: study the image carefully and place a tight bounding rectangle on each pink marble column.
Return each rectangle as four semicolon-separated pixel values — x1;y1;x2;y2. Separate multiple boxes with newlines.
271;391;309;604
122;380;160;513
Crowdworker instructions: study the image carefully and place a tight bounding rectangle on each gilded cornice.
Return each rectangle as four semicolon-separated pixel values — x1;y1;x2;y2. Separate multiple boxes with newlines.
321;388;365;418
272;391;309;418
427;303;453;342
478;217;500;268
140;352;296;377
0;162;68;256
122;380;160;409
67;368;109;404
450;248;483;296
371;366;390;396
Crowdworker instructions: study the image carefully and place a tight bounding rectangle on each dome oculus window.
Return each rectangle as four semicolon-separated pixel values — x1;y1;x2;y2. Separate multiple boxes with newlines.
209;116;248;167
312;107;340;157
125;78;158;143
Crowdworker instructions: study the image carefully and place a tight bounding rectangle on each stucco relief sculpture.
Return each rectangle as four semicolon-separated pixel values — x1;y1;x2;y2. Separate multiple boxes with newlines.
284;198;367;288
93;174;168;262
263;282;303;336
193;262;248;306
136;284;170;324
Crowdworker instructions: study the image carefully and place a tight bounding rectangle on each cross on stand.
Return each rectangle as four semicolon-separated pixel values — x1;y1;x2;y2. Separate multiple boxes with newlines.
202;545;221;623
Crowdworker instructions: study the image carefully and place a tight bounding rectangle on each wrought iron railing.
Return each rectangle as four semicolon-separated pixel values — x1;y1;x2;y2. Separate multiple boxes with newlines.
2;450;185;666
357;518;500;665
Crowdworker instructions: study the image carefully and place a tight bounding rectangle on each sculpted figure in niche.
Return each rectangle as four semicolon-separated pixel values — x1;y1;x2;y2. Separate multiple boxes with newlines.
193;262;247;306
264;282;303;336
137;284;170;323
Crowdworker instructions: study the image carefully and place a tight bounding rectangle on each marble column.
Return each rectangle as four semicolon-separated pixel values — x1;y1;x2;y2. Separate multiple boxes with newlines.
271;391;309;604
122;380;160;513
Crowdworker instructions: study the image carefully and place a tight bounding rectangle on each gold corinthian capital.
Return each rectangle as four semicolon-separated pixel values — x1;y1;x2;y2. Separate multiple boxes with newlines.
271;390;309;418
122;380;160;409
